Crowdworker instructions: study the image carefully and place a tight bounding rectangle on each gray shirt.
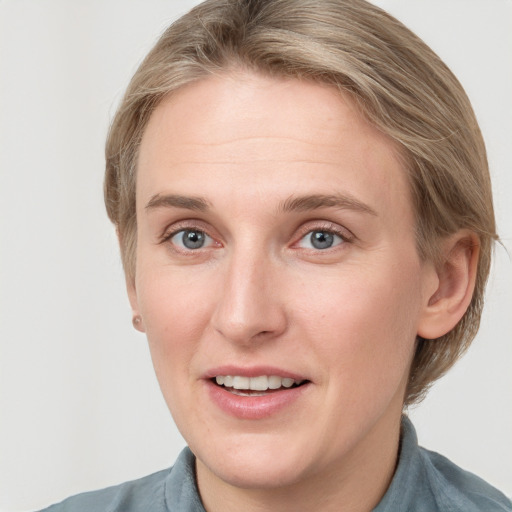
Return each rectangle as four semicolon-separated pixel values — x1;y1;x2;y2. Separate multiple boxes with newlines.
39;417;511;511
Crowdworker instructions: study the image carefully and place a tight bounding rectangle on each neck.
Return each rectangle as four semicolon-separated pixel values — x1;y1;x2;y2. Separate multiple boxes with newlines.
196;412;403;512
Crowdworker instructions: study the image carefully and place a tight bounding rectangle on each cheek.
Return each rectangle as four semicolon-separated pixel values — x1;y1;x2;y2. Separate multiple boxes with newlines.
135;266;214;382
137;262;212;335
134;267;217;432
297;261;422;385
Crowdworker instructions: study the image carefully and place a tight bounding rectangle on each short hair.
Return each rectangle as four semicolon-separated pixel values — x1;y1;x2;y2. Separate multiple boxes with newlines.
104;0;497;405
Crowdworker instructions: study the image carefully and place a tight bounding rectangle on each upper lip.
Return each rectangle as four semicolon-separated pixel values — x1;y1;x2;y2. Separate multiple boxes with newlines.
203;365;309;381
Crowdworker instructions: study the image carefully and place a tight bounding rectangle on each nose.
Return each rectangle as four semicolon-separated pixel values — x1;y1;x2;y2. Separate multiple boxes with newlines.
211;249;288;346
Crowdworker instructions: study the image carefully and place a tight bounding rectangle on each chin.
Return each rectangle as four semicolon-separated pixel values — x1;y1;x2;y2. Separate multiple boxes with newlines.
204;457;307;490
192;432;315;490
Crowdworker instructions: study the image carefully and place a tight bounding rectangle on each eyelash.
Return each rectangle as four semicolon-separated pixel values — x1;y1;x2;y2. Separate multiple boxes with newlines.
159;220;216;251
293;221;354;249
159;220;354;253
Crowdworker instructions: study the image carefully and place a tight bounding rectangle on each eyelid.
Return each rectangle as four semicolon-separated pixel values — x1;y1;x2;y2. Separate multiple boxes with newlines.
292;220;355;246
156;218;354;250
170;229;216;251
158;219;219;246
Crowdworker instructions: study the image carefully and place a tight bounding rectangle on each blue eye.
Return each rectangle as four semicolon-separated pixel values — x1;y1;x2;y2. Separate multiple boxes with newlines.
298;230;343;250
170;229;213;250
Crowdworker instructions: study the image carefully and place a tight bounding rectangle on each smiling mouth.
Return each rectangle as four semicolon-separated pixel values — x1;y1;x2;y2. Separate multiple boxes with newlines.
212;375;307;396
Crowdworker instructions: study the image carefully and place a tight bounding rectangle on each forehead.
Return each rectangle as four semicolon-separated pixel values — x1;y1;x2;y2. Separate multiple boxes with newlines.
137;71;411;224
140;71;399;161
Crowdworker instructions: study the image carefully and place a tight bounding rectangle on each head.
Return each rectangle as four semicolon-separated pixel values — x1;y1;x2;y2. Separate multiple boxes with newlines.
105;0;496;407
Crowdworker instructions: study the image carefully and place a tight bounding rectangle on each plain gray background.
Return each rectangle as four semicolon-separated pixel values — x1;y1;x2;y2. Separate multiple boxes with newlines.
1;1;511;510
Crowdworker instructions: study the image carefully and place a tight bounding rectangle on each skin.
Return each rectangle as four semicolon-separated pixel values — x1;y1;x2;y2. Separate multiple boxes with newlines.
128;71;477;512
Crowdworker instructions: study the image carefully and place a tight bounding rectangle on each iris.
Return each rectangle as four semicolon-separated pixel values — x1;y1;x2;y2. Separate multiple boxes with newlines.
310;231;335;249
181;230;206;249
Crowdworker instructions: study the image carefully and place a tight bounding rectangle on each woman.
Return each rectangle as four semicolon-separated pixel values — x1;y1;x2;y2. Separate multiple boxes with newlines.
38;0;510;510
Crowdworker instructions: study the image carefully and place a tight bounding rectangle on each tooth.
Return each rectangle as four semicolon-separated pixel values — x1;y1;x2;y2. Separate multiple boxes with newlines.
268;376;282;389
217;374;304;391
282;377;294;388
233;376;250;389
250;376;269;391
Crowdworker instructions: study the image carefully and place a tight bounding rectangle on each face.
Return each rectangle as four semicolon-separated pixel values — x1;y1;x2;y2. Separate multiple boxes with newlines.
131;72;438;494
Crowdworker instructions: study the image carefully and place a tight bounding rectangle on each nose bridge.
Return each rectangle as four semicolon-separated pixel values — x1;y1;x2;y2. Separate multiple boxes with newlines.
212;242;286;344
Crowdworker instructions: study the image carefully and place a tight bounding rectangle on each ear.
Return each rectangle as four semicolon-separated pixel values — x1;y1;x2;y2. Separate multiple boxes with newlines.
417;231;480;340
117;227;146;333
126;275;146;333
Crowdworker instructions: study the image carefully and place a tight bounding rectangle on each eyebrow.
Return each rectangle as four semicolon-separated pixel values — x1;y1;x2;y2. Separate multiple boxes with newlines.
145;193;211;212
278;194;377;216
144;192;377;216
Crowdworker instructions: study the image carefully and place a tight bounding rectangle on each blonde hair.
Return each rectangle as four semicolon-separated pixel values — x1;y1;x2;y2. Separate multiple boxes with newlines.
105;0;497;405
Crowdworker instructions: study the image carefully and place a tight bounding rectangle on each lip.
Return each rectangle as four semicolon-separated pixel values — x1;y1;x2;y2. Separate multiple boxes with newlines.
203;365;311;420
203;365;308;381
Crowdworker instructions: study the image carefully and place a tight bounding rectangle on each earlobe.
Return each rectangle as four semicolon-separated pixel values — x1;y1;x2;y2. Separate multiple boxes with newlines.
126;277;146;333
117;227;146;333
417;231;480;340
132;314;145;332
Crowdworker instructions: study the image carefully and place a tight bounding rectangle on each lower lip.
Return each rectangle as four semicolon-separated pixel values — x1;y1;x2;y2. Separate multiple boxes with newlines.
206;380;310;420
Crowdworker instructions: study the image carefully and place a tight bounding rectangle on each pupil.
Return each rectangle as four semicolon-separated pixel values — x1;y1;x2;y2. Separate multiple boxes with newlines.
311;231;333;249
183;230;205;249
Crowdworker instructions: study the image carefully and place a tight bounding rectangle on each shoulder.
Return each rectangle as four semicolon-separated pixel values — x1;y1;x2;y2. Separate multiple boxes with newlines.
376;417;511;512
36;447;204;512
37;467;171;512
418;444;512;511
